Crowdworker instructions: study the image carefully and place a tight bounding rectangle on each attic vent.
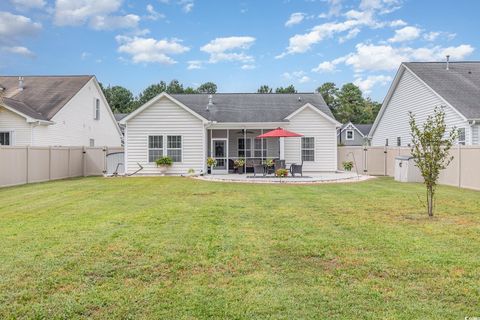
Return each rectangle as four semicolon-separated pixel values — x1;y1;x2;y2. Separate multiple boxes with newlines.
206;94;213;111
18;76;24;90
298;96;302;102
446;55;450;70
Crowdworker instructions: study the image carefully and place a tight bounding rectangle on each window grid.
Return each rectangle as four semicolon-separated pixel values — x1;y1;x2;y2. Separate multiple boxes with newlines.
346;130;354;140
94;98;100;120
301;137;315;162
458;128;466;145
148;135;163;162
0;132;10;146
167;136;182;162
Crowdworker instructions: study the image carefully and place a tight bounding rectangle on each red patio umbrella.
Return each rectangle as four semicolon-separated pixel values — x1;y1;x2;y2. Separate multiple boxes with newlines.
256;127;303;138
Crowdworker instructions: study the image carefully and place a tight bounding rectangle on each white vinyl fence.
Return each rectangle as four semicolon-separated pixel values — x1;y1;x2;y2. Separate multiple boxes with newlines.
0;146;123;188
338;146;480;191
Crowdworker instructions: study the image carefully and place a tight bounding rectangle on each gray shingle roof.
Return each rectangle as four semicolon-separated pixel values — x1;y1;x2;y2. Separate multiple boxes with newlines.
340;123;373;136
0;75;93;120
170;93;333;122
114;113;128;121
404;62;480;119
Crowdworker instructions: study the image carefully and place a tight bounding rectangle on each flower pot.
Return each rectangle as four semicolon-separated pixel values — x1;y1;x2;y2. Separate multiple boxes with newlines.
237;167;244;174
157;165;168;176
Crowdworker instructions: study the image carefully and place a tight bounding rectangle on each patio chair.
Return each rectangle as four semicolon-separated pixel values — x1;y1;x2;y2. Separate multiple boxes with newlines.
289;161;303;177
253;164;265;177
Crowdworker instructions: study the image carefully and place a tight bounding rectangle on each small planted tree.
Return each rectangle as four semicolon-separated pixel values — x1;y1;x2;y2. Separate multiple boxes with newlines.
409;107;457;217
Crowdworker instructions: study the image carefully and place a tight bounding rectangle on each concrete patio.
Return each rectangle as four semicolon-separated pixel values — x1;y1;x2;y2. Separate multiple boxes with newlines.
195;171;373;184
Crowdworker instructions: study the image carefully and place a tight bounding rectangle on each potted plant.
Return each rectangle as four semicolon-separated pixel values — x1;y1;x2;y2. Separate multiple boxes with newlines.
155;156;173;175
275;168;288;177
187;168;196;177
207;157;216;174
342;161;354;171
234;159;245;174
264;159;275;174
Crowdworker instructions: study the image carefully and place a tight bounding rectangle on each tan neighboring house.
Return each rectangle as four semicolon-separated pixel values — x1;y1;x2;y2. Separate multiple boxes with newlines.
0;76;122;147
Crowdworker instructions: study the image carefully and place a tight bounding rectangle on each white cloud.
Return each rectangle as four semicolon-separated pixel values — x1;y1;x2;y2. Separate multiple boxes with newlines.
359;0;402;14
90;14;140;30
187;60;203;69
201;36;255;63
146;4;165;20
354;75;392;93
285;13;305;27
424;31;456;42
388;26;421;43
319;0;343;18
116;36;189;64
389;19;407;27
241;64;255;70
2;46;35;57
10;0;45;9
0;11;42;42
326;43;475;72
339;27;360;43
179;0;194;13
54;0;122;26
312;57;346;73
283;71;310;83
80;51;90;59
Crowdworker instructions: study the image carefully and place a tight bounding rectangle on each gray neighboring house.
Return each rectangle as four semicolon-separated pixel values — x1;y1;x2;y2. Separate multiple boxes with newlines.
370;61;480;146
338;122;372;146
114;113;128;145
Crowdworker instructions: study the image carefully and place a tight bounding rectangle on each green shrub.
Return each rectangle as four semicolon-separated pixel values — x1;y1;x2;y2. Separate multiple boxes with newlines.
342;161;353;171
156;156;173;167
275;168;288;177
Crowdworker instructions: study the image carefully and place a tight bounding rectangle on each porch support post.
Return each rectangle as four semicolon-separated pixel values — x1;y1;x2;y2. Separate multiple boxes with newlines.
226;129;229;172
279;137;285;160
261;128;264;161
243;127;247;173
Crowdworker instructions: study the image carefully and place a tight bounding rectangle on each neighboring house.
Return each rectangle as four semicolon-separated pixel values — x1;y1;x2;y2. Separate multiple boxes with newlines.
120;92;341;175
114;113;128;145
0;76;122;147
338;122;372;146
370;61;480;146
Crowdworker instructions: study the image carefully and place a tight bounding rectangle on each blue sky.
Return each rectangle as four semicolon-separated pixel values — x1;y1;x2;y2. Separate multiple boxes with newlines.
1;0;479;101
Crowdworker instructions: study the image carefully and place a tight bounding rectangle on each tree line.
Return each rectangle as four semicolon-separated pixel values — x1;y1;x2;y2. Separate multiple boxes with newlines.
102;80;381;124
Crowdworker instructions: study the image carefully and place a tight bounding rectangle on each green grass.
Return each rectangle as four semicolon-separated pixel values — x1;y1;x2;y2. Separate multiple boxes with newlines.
0;177;479;319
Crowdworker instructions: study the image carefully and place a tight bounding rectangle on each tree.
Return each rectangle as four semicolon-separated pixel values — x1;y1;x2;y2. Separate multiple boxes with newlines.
275;85;296;93
197;82;217;94
101;84;135;113
257;85;273;93
137;81;167;106
166;79;184;94
317;82;339;116
336;83;365;124
184;87;198;94
361;98;382;124
409;107;457;217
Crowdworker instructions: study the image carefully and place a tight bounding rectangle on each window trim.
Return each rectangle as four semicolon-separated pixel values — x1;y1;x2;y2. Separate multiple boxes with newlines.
458;127;466;145
0;131;12;146
301;136;315;162
94;98;100;120
346;130;354;141
147;135;164;163
166;135;183;163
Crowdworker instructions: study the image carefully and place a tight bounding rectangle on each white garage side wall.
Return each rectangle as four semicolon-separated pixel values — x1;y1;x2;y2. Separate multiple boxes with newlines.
284;107;337;172
125;97;205;175
32;78;121;147
0;107;32;146
371;68;468;146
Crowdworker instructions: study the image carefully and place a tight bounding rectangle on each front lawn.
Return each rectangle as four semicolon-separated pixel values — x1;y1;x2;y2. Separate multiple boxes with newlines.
0;177;479;319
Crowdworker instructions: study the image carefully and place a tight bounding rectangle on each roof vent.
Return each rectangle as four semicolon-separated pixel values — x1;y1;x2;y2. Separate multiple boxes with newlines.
446;55;450;70
18;76;24;90
206;94;213;111
298;96;302;102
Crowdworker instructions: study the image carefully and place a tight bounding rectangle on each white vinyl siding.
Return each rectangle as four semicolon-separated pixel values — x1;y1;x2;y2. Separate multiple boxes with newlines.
284;106;337;171
32;78;121;147
0;107;32;146
472;125;479;145
371;68;468;146
125;96;204;175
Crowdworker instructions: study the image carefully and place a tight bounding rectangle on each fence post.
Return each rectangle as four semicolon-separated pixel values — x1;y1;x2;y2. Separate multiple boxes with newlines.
48;146;52;181
26;146;30;184
458;145;462;188
67;147;71;178
82;146;87;177
384;147;387;176
363;147;368;174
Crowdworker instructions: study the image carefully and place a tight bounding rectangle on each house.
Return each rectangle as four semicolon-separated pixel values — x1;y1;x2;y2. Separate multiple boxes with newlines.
370;61;480;146
338;122;372;146
120;92;341;175
0;76;122;147
114;113;128;145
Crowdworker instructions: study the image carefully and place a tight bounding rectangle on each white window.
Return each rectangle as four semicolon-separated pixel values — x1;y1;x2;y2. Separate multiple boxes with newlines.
167;135;182;162
94;98;100;120
0;132;10;145
397;137;401;146
458;128;466;145
346;130;354;140
148;135;163;162
89;139;95;147
301;137;315;162
238;138;251;157
253;138;267;158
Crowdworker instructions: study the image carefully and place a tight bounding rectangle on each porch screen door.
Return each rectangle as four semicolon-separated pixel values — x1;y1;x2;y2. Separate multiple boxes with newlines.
212;139;227;173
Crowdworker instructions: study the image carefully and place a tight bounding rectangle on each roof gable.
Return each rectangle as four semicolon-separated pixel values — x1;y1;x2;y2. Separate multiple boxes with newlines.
0;75;93;121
